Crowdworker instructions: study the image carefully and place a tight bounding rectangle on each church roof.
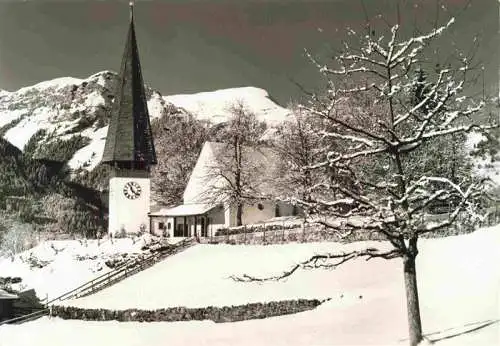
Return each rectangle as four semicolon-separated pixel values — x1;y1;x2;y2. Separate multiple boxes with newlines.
101;4;157;167
183;141;282;204
149;203;218;217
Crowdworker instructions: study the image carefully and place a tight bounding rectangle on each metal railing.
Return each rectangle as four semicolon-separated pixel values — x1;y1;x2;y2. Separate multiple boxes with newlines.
0;309;49;326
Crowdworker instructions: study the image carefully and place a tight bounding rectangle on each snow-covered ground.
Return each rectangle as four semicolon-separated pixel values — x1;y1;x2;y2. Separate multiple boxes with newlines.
164;86;290;126
0;236;157;301
1;226;498;346
60;240;381;309
66;126;108;171
466;131;500;186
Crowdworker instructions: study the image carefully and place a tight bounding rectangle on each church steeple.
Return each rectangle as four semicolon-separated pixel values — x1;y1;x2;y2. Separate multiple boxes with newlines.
102;1;157;170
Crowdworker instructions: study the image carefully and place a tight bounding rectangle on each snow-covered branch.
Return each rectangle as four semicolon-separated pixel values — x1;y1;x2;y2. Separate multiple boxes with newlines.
319;131;375;147
390;18;455;68
230;248;402;282
417;182;483;235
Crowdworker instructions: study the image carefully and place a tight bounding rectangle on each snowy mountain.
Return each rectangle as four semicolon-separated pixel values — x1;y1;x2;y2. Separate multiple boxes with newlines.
0;72;289;172
164;87;290;126
0;71;168;172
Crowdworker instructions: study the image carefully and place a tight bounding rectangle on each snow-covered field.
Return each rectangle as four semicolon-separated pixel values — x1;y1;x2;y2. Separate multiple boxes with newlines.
0;236;157;301
60;240;396;309
1;227;498;346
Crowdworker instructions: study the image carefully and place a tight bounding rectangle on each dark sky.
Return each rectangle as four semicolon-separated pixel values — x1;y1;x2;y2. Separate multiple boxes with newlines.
0;0;497;105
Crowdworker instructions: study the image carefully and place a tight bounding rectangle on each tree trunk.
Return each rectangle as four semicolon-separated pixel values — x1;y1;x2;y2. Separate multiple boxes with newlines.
236;203;243;226
234;137;243;227
403;254;423;346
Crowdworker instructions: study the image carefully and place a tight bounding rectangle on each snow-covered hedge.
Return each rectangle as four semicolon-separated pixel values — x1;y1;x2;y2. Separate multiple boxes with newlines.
205;225;387;245
51;298;324;323
206;210;497;246
214;222;302;237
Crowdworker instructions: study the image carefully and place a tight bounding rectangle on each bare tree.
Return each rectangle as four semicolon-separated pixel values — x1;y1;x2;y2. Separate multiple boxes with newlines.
0;222;37;258
151;113;209;206
204;101;267;226
273;105;322;204
233;15;497;346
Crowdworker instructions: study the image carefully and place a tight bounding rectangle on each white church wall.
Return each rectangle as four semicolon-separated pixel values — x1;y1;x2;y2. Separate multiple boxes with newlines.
206;207;226;236
150;216;174;237
150;218;164;236
224;204;232;228
224;201;299;228
241;201;276;225
224;201;275;227
275;201;299;217
108;177;151;237
149;202;299;238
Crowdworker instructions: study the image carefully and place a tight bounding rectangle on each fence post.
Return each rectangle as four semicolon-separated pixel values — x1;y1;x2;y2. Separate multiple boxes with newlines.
244;225;247;243
282;221;285;242
496;204;499;224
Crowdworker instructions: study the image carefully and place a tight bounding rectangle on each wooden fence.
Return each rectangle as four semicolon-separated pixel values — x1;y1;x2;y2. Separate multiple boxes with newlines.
0;238;195;325
201;206;500;245
45;238;194;304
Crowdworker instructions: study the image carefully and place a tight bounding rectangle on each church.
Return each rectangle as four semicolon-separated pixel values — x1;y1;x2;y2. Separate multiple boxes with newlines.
148;141;300;238
101;2;157;237
102;3;299;238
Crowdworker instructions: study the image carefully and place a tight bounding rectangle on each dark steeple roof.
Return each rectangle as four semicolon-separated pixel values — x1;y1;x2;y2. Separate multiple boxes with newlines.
101;2;157;169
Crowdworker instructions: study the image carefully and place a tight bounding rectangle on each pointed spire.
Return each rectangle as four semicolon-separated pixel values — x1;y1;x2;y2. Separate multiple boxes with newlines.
129;1;134;22
101;2;157;170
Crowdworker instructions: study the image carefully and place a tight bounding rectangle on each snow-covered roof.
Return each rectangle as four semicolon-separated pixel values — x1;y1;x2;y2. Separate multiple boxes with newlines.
183;141;282;204
149;203;218;217
0;289;18;300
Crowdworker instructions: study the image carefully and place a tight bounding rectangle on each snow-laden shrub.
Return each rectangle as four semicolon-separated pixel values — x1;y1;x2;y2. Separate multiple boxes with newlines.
214;222;301;237
0;222;38;257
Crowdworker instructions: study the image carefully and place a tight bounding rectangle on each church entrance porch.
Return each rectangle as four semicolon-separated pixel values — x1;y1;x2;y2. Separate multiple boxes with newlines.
149;203;221;238
172;215;207;238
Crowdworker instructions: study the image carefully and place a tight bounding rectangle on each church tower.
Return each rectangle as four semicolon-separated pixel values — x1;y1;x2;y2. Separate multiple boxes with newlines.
101;2;157;236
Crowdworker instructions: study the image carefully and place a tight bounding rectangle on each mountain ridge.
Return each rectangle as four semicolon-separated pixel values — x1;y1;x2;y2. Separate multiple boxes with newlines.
0;71;289;172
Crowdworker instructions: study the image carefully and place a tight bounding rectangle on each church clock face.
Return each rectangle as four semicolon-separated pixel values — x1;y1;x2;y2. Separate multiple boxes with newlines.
123;181;142;200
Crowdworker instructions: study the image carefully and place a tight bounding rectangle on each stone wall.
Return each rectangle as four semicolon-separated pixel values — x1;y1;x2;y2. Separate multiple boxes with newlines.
51;298;325;323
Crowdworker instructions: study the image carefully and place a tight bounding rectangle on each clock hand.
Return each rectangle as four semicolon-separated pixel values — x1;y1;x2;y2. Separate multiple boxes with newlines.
132;185;140;195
